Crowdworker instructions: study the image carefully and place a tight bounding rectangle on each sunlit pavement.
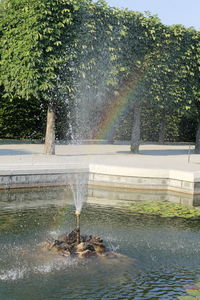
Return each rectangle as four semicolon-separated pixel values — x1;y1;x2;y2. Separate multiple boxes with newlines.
0;143;199;173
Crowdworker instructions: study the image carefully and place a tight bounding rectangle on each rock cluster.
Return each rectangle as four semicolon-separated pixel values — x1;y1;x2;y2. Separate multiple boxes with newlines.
43;229;114;259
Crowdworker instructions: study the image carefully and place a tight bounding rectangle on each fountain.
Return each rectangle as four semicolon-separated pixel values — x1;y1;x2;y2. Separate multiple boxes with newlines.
42;173;119;259
42;213;117;259
38;171;135;261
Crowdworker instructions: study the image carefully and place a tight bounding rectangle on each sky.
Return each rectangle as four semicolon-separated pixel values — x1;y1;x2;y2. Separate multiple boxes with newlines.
105;0;200;30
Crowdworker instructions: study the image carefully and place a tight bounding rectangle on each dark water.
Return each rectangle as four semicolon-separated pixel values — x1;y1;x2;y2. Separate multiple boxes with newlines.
1;188;200;300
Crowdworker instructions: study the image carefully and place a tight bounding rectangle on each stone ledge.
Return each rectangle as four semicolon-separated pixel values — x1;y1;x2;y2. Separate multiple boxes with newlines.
0;167;89;189
0;165;88;176
88;164;199;195
89;164;200;182
0;164;199;197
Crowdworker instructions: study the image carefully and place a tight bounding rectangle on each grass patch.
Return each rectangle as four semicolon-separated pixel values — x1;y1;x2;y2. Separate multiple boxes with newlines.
129;201;200;219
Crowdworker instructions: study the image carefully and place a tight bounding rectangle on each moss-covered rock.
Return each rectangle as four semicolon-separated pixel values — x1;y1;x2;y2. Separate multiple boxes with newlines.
178;281;200;299
129;201;200;219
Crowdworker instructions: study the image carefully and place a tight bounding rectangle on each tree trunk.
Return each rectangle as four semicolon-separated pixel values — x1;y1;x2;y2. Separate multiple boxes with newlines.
107;126;116;144
158;118;166;144
44;105;56;155
195;120;200;153
130;101;141;153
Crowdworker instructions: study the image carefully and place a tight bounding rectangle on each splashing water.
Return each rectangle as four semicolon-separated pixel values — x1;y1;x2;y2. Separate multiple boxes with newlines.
0;247;80;282
68;173;88;211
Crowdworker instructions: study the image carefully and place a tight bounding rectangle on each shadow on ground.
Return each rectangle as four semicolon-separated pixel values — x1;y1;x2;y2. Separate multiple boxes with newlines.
0;149;35;156
117;149;194;156
56;153;120;157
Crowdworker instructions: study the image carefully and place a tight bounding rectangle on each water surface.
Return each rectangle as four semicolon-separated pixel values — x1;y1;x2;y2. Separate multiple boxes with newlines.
0;188;200;299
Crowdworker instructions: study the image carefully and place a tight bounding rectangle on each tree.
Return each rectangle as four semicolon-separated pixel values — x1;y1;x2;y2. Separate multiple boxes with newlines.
1;0;199;151
0;0;86;154
116;11;164;153
143;25;192;144
181;29;200;152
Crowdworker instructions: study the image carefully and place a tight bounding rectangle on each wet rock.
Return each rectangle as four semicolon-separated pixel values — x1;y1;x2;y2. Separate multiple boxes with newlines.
76;242;88;252
43;229;117;260
93;243;106;254
58;229;78;244
78;249;95;258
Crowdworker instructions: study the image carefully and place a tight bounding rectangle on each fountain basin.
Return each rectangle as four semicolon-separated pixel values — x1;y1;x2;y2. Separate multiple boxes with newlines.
0;164;200;205
1;187;200;299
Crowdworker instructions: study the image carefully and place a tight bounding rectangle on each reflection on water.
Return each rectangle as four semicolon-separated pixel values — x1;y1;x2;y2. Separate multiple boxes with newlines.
0;187;200;299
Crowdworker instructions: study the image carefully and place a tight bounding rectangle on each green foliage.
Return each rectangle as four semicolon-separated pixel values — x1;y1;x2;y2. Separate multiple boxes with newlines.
0;0;84;101
111;106;198;142
55;99;70;140
129;201;200;218
0;0;199;142
0;87;68;140
0;95;47;139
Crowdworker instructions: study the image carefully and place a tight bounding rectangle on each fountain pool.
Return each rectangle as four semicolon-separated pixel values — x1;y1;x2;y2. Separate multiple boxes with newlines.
1;187;200;299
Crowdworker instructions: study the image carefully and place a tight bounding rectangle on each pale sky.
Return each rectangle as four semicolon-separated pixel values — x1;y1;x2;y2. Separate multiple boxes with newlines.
105;0;200;30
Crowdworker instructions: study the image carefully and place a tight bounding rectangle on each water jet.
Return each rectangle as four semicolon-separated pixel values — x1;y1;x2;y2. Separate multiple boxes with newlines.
75;210;81;244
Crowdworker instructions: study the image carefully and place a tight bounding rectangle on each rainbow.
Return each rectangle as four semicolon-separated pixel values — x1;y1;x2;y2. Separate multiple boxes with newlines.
93;71;145;140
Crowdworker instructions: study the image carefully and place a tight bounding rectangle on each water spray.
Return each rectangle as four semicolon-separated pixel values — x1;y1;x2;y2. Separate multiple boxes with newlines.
75;210;81;244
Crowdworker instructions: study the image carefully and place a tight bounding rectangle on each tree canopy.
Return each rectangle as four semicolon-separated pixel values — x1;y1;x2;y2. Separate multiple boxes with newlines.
0;0;199;152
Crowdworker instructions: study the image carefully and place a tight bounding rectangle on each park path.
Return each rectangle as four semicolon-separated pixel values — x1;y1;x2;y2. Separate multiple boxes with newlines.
0;143;199;173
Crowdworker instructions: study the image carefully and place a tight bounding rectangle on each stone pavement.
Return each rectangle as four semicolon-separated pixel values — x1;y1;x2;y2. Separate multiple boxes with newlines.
0;142;199;173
